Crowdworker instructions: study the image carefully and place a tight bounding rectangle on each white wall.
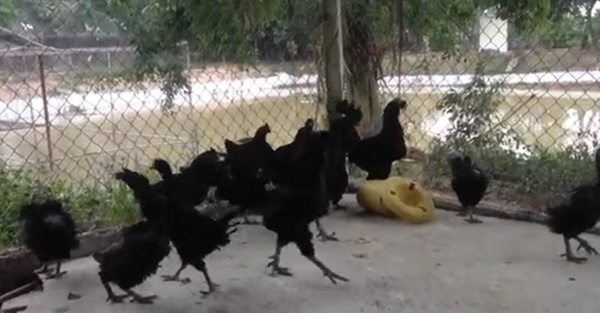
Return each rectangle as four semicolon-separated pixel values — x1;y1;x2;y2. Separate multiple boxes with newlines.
479;13;508;53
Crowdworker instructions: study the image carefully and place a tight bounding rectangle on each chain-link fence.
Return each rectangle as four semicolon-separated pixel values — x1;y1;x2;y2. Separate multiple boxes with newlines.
0;0;599;247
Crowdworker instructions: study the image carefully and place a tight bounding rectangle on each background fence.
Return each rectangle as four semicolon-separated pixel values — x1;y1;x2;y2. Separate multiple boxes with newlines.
0;0;599;247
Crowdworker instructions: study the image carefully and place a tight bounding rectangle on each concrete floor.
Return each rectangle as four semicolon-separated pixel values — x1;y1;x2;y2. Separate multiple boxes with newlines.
5;196;600;313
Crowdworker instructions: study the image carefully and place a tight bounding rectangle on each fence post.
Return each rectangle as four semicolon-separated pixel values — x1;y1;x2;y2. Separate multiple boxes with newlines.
37;54;54;172
396;0;404;95
184;41;199;154
107;50;117;161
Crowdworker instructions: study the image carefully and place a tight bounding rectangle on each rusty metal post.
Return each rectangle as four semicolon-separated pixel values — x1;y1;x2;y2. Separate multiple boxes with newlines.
37;55;54;172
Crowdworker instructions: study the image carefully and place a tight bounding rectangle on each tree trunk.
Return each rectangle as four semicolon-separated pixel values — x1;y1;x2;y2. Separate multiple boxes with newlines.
584;3;598;49
322;0;344;124
344;1;381;136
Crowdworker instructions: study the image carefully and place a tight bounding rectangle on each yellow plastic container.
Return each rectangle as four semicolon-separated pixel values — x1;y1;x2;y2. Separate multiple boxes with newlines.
356;176;435;224
356;180;395;217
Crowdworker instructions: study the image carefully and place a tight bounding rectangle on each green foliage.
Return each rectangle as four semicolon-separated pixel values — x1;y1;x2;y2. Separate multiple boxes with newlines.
0;0;17;26
0;167;141;249
424;71;597;204
540;13;587;48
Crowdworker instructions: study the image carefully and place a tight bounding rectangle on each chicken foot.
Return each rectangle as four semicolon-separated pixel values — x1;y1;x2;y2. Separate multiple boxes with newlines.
306;255;349;284
161;263;191;284
125;289;157;304
465;206;482;224
101;280;129;303
574;236;599;255
315;219;338;241
194;261;219;295
560;235;588;263
266;243;293;276
45;262;67;280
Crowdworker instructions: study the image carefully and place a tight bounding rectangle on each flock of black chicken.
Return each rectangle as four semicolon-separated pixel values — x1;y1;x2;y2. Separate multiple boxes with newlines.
12;97;600;307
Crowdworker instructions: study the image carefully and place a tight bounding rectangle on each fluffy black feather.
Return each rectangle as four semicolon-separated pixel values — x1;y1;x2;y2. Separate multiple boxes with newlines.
94;220;170;304
448;154;489;223
97;168;171;304
19;199;79;279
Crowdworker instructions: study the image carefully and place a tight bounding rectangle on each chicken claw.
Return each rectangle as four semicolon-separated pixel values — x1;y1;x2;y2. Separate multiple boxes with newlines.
45;271;67;280
317;231;339;242
315;219;339;242
307;256;349;284
126;290;157;304
266;255;293;276
200;282;220;296
322;269;349;284
560;252;588;263
106;294;129;303
575;238;598;255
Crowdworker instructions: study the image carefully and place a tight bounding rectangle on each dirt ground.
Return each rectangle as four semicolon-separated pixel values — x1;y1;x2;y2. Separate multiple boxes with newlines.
4;195;600;313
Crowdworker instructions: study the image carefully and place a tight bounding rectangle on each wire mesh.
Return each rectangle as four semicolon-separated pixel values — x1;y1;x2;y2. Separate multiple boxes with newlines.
0;0;600;247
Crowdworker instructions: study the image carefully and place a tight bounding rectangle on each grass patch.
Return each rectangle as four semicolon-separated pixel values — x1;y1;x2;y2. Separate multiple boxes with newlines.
0;165;163;250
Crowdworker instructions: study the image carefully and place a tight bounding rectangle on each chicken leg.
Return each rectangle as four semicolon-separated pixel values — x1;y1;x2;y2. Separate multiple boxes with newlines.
266;242;293;276
161;263;191;284
192;260;219;295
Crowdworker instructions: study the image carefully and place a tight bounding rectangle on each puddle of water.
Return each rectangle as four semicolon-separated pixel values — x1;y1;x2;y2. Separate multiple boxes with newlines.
407;92;600;157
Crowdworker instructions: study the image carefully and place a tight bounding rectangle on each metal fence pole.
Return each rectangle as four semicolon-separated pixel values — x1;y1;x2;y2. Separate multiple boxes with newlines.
37;54;54;172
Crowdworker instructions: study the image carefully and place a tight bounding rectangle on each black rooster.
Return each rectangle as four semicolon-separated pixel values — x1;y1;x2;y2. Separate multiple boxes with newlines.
547;148;600;263
271;119;337;242
348;98;407;180
448;154;489;224
19;199;79;279
257;129;348;283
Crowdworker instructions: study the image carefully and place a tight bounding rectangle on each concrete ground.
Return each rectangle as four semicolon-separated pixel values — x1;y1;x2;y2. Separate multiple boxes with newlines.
5;196;600;313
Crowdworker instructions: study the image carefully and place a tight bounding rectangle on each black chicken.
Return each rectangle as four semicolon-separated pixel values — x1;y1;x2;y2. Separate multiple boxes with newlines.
348;98;407;180
101;169;172;304
448;153;489;224
255;129;348;284
547;148;600;263
19;199;80;279
146;154;239;295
